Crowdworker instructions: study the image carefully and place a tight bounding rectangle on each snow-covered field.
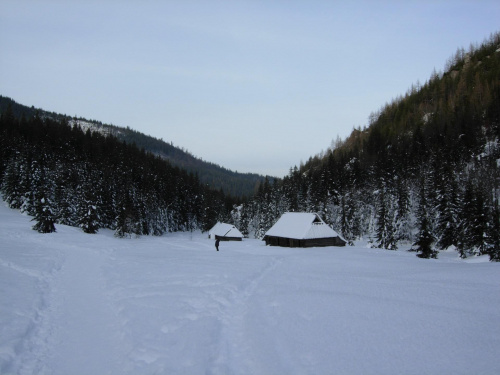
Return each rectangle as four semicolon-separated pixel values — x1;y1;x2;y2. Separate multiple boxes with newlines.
1;203;499;375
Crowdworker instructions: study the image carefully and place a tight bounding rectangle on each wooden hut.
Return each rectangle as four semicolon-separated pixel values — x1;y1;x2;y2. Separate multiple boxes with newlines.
208;222;243;241
263;212;346;248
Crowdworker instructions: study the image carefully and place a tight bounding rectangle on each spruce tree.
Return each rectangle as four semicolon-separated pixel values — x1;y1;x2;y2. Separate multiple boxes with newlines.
374;189;397;250
471;188;488;255
1;156;23;209
486;199;500;261
115;191;139;238
239;205;250;238
413;182;437;258
436;176;458;250
394;175;411;243
414;216;437;258
456;181;475;258
77;178;101;234
457;181;487;257
32;196;57;233
79;201;100;234
29;156;57;233
339;194;356;245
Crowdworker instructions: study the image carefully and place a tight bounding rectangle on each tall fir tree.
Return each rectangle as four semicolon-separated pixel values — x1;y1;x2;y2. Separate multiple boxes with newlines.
32;190;57;234
374;189;397;250
32;198;56;233
435;167;459;250
486;199;500;261
413;180;437;258
457;180;487;257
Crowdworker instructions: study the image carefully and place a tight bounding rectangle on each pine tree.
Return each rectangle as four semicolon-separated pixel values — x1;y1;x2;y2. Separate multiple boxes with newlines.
77;173;101;234
471;188;488;255
239;205;250;238
29;153;57;234
79;196;100;234
486;199;500;261
1;155;23;209
457;181;487;257
414;216;437;258
32;196;57;233
374;189;397;250
54;181;78;227
339;194;357;245
115;190;139;238
436;171;458;250
413;181;437;258
253;177;275;239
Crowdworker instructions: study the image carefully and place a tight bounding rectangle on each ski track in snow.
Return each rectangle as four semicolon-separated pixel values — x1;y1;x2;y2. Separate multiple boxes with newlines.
0;259;45;279
0;212;64;375
15;243;132;375
207;256;284;375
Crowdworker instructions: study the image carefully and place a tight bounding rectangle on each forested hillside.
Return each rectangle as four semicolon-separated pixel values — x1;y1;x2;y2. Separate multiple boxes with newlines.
0;110;238;236
2;33;499;260
236;32;500;261
0;96;265;198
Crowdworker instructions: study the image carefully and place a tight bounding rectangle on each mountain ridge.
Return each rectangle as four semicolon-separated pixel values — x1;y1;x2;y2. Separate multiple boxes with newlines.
233;31;500;260
0;95;266;198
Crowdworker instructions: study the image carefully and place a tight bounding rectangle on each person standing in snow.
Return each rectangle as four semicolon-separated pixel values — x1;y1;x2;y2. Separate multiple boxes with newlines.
215;238;220;251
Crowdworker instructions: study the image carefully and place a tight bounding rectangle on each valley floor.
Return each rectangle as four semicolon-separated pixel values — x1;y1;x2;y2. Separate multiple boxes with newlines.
1;203;499;374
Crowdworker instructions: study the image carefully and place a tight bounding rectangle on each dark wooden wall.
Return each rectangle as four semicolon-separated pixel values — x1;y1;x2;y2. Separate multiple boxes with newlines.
264;236;345;247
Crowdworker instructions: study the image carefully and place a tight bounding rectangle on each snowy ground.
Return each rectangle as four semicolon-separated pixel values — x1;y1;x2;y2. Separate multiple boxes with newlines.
1;203;499;375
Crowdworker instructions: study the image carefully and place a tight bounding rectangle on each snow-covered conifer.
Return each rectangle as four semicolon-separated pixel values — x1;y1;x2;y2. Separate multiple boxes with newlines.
413;180;437;258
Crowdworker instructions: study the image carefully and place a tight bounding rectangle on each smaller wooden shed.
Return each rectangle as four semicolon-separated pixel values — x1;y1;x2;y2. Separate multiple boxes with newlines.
208;222;244;241
263;212;346;248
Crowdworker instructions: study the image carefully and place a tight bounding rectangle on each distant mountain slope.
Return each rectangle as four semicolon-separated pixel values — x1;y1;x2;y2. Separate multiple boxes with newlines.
0;96;265;198
235;31;500;261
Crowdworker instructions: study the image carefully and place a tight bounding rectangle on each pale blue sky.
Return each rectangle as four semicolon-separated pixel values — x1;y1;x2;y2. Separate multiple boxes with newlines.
1;1;499;177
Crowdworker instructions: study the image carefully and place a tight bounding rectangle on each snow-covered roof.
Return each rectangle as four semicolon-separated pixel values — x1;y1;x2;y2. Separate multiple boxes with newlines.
264;212;340;240
208;222;243;238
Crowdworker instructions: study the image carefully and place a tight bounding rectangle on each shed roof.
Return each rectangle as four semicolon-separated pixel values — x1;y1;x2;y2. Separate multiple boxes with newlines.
209;222;243;238
264;212;341;240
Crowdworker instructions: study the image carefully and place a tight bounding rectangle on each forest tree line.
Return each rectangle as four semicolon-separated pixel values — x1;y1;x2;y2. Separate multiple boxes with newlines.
233;32;500;261
0;95;266;199
1;33;499;262
0;110;237;237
